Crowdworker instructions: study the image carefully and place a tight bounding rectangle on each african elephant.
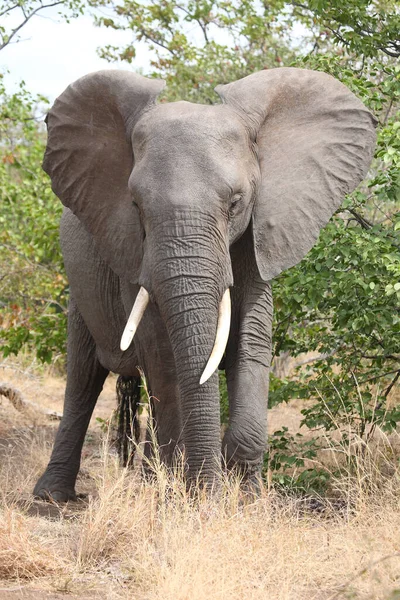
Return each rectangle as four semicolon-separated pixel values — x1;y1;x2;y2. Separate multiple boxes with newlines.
33;67;376;501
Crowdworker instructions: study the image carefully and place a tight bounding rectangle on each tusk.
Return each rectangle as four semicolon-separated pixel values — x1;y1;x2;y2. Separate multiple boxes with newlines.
200;288;231;385
120;287;150;351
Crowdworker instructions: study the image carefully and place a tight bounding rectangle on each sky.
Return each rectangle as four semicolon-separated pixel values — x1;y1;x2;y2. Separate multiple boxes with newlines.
1;7;152;102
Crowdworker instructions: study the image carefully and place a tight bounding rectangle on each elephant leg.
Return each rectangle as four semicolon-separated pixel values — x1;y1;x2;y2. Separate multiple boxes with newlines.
222;229;273;482
33;299;109;502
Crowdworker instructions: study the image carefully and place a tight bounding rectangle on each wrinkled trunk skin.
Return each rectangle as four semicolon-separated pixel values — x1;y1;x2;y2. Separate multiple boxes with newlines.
141;210;232;484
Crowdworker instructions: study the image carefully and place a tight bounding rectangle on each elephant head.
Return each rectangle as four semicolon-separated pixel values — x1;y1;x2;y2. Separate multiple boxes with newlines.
43;68;376;479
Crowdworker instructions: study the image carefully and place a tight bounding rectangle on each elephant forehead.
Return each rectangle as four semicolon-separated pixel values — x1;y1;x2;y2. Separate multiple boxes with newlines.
132;102;245;149
130;102;255;199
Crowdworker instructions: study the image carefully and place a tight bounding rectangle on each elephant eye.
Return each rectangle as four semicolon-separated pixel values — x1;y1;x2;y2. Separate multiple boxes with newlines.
229;193;242;217
131;198;141;211
231;193;241;205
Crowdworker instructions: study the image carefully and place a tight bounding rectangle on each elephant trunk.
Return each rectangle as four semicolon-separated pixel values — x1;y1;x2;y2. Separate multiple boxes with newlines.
146;210;232;483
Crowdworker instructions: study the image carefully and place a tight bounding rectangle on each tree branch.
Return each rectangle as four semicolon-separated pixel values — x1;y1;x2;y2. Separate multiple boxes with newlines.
176;4;210;44
360;369;400;385
0;1;65;52
137;26;176;56
272;311;293;361
383;370;400;398
0;3;19;18
382;98;394;126
347;208;373;230
291;349;338;368
290;3;400;58
359;350;400;362
0;382;62;420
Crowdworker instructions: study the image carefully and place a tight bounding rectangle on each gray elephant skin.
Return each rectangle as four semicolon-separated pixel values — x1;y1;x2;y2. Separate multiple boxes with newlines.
33;67;376;501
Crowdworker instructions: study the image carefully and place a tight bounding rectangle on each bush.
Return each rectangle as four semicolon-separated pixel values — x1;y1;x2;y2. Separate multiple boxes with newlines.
0;78;68;364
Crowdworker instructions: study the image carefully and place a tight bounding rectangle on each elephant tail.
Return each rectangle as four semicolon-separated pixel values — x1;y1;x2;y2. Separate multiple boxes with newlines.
116;375;141;467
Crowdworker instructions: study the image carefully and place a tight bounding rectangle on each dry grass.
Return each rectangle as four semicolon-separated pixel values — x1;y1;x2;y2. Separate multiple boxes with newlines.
0;507;64;579
1;360;400;599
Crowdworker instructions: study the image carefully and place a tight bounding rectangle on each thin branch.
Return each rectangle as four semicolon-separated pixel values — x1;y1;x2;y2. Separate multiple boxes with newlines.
324;25;349;48
273;314;293;329
361;354;400;362
137;26;176;56
0;265;38;282
382;98;394;126
377;45;400;58
326;23;400;58
0;3;19;18
383;370;400;398
290;2;400;58
21;2;28;19
365;370;400;438
0;361;40;379
272;311;293;361
291;1;309;9
0;1;64;51
176;4;210;44
0;290;69;314
360;369;400;385
370;199;395;224
347;208;373;230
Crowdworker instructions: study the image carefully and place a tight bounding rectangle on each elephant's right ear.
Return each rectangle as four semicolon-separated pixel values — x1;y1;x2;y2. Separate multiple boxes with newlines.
216;68;376;281
43;70;165;282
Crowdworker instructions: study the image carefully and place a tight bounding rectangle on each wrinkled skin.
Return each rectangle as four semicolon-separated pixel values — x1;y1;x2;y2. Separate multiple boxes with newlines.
33;68;376;501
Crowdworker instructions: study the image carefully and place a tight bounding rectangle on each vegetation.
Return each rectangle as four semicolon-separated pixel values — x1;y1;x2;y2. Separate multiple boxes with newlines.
0;0;399;492
0;79;68;364
1;367;400;598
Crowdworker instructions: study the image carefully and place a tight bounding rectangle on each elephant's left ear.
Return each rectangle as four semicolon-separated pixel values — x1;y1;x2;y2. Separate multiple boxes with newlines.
216;67;377;281
43;70;165;282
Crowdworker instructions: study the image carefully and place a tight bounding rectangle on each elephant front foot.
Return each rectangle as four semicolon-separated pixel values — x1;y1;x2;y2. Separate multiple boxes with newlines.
222;428;265;494
33;470;81;503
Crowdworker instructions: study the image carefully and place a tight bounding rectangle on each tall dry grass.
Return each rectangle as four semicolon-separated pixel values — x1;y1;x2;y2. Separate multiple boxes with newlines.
1;422;400;600
1;362;400;599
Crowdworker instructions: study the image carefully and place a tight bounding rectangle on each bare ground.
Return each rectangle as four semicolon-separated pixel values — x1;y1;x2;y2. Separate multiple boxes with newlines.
1;358;400;600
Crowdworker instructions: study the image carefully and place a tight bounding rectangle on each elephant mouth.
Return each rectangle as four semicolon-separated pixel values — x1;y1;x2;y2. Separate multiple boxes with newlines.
120;286;231;385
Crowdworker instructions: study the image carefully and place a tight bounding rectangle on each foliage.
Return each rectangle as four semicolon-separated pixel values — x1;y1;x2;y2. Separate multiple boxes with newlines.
92;0;301;102
291;0;400;59
0;0;85;363
263;427;331;495
0;77;67;363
